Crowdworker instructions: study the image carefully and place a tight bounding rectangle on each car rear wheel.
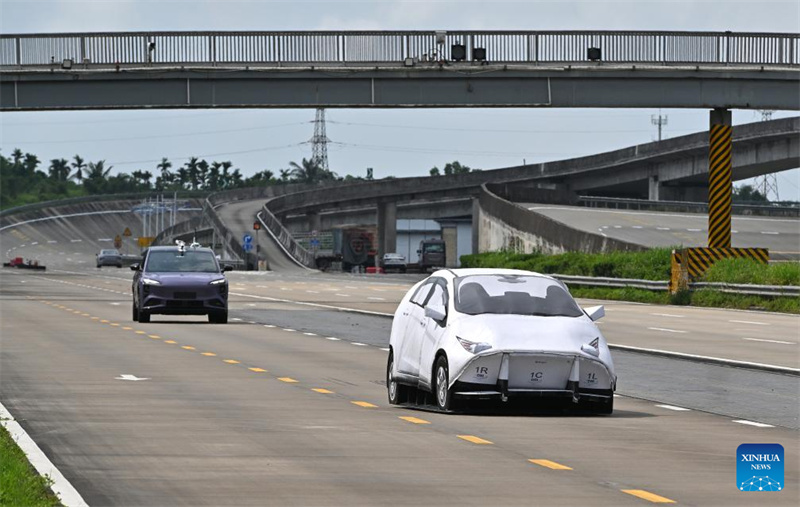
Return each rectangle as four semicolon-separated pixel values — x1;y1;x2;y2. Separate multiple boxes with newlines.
433;355;452;411
209;311;228;324
138;310;150;323
387;352;408;405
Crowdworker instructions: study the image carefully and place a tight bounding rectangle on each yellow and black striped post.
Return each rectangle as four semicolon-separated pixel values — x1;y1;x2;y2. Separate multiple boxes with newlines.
708;108;733;248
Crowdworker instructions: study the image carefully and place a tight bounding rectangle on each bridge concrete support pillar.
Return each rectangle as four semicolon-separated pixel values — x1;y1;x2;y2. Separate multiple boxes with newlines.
708;108;733;248
472;197;480;254
648;175;661;201
307;212;321;233
441;224;458;268
377;201;397;261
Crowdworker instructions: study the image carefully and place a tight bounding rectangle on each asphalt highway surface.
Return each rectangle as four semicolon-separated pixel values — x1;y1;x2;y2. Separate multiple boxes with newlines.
2;264;799;506
526;204;800;260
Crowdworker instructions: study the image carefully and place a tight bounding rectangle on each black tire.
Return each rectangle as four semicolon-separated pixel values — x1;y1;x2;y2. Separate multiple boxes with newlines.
209;311;228;324
387;352;408;405
116;264;122;268
138;310;150;323
96;265;101;269
595;396;614;415
433;355;452;411
132;303;139;322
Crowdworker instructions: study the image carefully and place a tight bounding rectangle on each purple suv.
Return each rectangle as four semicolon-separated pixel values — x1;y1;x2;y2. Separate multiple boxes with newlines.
131;245;232;324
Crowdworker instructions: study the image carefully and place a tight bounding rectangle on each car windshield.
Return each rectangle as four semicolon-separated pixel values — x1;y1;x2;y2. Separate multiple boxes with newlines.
454;274;583;317
101;250;119;255
145;250;219;273
423;243;444;253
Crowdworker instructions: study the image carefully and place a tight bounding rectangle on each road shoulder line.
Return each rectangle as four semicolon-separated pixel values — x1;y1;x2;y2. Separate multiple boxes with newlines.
0;401;88;507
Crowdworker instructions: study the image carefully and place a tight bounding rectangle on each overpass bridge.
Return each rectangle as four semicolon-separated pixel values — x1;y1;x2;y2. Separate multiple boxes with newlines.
1;30;799;110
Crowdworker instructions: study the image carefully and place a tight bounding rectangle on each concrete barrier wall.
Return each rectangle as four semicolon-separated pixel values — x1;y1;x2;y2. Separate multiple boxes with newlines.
478;184;645;254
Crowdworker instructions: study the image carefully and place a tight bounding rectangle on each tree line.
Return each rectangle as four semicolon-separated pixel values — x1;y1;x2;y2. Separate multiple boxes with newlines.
0;150;345;209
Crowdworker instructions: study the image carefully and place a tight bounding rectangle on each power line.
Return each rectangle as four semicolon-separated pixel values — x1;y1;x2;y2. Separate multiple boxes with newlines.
108;142;307;167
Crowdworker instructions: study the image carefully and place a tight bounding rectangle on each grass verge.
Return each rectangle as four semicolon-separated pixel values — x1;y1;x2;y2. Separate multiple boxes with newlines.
462;250;800;314
0;424;62;507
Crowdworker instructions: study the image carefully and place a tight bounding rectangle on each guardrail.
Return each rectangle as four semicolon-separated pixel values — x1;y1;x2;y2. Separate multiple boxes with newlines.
579;196;800;217
258;206;316;268
2;31;797;67
552;273;799;297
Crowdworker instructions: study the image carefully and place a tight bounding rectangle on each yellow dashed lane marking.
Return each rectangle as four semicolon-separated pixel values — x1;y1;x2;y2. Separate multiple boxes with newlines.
351;401;377;408
399;416;430;425
529;459;572;470
278;377;299;383
182;346;196;350
148;335;160;339
100;320;109;323
164;340;177;344
312;388;334;394
81;313;90;317
135;331;146;335
91;317;99;320
122;326;133;330
109;323;119;326
621;490;676;504
201;352;217;356
223;359;240;364
457;435;493;445
249;367;267;372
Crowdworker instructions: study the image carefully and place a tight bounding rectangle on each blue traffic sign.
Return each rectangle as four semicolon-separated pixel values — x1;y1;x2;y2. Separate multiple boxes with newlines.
243;243;253;252
243;234;253;244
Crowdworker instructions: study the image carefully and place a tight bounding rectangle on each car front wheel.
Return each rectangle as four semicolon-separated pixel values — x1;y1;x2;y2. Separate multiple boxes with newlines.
138;309;150;323
132;303;139;321
434;355;452;411
209;311;228;324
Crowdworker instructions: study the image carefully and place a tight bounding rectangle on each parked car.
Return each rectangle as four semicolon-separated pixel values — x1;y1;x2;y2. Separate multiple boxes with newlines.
96;249;122;268
381;253;407;273
131;243;232;324
387;268;616;413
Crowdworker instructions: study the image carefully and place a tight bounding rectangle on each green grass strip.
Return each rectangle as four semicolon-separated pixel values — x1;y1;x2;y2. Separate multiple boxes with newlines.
0;425;62;507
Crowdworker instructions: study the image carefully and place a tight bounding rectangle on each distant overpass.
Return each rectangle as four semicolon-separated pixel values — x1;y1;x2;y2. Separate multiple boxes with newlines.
1;30;799;111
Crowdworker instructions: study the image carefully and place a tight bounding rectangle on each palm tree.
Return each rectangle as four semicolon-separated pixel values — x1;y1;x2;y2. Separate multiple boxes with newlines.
84;160;113;194
23;153;40;177
220;161;233;189
197;160;209;190
207;162;222;191
288;158;337;184
48;158;70;182
70;155;86;182
184;157;201;190
156;157;173;187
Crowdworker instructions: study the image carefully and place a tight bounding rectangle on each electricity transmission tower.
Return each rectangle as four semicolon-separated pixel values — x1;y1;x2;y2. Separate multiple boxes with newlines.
310;108;330;171
755;110;779;201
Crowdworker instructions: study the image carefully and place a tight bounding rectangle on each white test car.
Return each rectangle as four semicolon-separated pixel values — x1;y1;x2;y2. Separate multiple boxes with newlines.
386;268;616;413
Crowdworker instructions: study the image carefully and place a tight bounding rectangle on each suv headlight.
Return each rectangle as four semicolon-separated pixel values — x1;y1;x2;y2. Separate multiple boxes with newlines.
456;337;492;354
141;277;161;285
209;278;227;285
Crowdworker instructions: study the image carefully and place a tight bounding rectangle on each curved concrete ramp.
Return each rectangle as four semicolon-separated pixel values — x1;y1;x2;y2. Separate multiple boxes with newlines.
214;199;310;273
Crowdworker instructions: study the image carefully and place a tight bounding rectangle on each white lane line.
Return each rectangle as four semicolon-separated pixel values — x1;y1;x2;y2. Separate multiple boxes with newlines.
306;290;320;294
631;225;643;229
743;338;796;345
248;321;257;324
368;297;386;301
729;320;769;326
613;225;622;229
351;342;368;346
656;227;671;231
263;324;276;328
647;327;688;334
0;402;88;507
380;347;390;352
283;328;296;332
257;285;268;288
761;231;780;235
655;404;691;412
30;241;38;245
335;293;350;297
686;228;702;232
97;238;112;242
303;332;318;336
247;303;256;307
326;337;341;341
70;239;82;243
231;318;242;321
649;313;685;318
345;286;358;289
47;240;58;243
733;420;774;428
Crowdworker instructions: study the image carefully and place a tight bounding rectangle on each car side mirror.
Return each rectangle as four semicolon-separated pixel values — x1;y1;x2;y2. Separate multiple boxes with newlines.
130;263;140;271
223;265;233;272
585;305;605;322
425;305;446;322
417;249;421;255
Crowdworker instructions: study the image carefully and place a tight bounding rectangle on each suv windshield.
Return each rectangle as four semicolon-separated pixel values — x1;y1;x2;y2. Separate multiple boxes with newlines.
423;243;444;253
145;250;219;273
101;250;119;255
454;274;583;317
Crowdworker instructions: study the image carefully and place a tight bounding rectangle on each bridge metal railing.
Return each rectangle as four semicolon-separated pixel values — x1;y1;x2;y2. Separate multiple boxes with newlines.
1;31;797;67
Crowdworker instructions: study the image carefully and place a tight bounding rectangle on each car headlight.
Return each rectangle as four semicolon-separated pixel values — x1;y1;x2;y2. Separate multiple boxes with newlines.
141;278;161;285
456;336;492;354
209;278;227;285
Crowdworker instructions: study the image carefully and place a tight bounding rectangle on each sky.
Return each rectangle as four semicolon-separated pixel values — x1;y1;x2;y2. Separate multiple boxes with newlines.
1;0;798;200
